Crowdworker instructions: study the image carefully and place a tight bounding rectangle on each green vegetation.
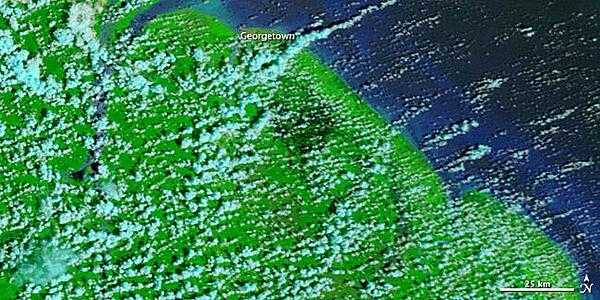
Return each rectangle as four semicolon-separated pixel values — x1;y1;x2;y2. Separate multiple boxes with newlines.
0;2;580;299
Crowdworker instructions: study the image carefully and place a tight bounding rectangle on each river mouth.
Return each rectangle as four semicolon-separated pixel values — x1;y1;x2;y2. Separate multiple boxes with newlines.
128;0;232;37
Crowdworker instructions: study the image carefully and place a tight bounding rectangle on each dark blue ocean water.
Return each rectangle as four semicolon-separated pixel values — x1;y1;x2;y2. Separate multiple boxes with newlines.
133;0;600;296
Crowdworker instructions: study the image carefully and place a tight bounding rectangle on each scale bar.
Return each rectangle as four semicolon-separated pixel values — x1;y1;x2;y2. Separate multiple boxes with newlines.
500;287;575;293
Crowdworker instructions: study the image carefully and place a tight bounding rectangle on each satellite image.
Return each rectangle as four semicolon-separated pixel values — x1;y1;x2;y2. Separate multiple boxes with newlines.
0;0;597;299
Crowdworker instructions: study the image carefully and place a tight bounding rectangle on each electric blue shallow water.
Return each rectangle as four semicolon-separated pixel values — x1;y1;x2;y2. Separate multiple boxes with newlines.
135;0;600;295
